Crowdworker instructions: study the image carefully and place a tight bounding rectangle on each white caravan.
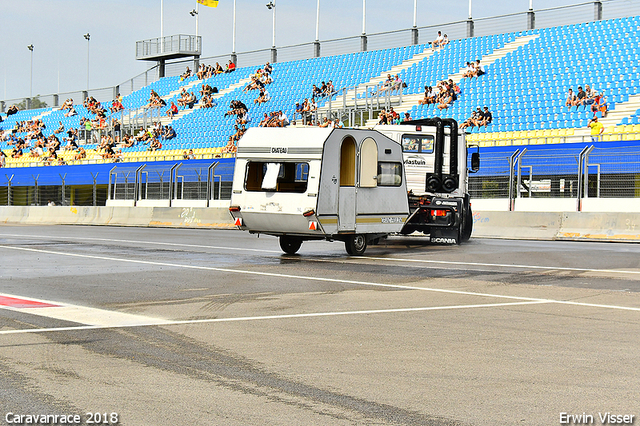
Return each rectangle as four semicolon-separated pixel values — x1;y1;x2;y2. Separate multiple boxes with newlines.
229;127;409;255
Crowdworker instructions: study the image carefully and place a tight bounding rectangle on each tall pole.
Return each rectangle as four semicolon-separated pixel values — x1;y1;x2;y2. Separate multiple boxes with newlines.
272;1;276;49
362;0;366;35
469;0;472;19
413;0;417;28
315;0;320;42
232;0;237;55
160;0;164;53
196;1;199;38
27;45;34;100
84;33;90;92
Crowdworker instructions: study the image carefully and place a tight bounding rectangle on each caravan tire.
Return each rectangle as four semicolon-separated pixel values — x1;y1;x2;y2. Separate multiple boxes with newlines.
279;236;302;255
345;234;367;256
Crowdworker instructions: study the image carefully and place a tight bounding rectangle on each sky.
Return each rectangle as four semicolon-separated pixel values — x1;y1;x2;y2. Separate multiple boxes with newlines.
1;0;582;102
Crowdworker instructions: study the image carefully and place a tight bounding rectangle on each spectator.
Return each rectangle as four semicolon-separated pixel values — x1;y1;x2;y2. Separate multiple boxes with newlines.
225;60;236;73
576;86;587;107
254;87;270;104
6;105;19;116
565;88;577;109
166;101;178;118
474;60;485;77
588;116;604;142
0;151;6;168
163;125;177;140
480;106;493;127
294;102;304;120
592;92;608;118
54;121;65;134
264;62;273;74
312;84;322;98
401;112;412;123
441;34;450;47
432;31;444;48
180;66;192;81
110;96;124;113
221;137;237;154
214;62;224;74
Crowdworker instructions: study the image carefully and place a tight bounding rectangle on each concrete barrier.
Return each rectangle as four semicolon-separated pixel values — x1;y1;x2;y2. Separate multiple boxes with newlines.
1;207;639;242
0;206;235;229
472;211;640;242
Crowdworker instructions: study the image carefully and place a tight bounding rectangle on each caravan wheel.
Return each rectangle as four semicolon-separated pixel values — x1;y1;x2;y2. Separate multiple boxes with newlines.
345;234;367;256
279;236;302;254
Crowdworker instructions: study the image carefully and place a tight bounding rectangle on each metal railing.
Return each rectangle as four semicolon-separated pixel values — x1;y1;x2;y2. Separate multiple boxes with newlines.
4;0;639;111
469;143;640;203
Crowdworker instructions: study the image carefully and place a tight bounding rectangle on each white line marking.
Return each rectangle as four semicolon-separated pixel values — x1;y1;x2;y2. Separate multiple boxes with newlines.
360;256;640;276
0;233;281;254
0;291;172;328
0;301;550;335
2;232;639;275
1;245;640;314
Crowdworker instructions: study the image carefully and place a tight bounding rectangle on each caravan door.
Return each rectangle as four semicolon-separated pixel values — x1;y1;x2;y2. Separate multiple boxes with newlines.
338;136;357;231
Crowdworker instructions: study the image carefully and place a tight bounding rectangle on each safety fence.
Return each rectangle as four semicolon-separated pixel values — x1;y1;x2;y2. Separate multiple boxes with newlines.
0;159;235;207
469;142;640;204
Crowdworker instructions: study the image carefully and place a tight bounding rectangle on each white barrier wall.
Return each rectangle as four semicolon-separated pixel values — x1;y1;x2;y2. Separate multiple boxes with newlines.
1;207;639;242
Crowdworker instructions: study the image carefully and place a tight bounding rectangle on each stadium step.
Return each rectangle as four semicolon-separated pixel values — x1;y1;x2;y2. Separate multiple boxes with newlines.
159;76;254;125
363;34;541;127
446;34;540;84
315;46;434;116
595;93;640;128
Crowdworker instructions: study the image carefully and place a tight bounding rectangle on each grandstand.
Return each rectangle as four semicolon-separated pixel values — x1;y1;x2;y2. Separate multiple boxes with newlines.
1;14;640;206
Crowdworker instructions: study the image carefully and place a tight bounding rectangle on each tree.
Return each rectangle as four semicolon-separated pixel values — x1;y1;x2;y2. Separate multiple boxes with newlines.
18;95;48;110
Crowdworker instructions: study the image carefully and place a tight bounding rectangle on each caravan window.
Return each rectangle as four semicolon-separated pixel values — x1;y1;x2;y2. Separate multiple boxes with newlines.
377;162;403;186
402;134;434;153
244;161;309;193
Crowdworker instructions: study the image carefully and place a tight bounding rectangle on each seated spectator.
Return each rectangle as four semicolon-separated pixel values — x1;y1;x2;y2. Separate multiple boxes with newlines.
592;92;608;117
575;86;587;107
254;87;270;104
54;121;65;134
60;98;73;110
64;105;77;117
294;102;304;120
236;110;251;126
184;149;195;159
110;96;124;113
264;62;273;74
0;151;6;168
432;31;444;48
277;110;289;127
479;106;493;127
259;113;270;127
180;66;192;81
200;94;215;108
163;125;176;140
166;101;178;118
401;112;412;123
73;147;87;161
6;104;19;116
462;62;476;79
196;63;207;80
148;137;162;151
392;75;405;93
221;137;237;154
312;84;322;98
225;60;236;73
473;60;485;77
441;34;450;47
460;109;481;130
565;88;576;109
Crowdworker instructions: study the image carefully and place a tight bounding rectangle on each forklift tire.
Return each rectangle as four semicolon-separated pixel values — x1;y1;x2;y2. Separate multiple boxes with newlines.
279;236;303;254
345;234;367;256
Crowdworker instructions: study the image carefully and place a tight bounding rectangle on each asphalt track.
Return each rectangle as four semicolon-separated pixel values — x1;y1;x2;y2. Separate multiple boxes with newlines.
0;225;639;426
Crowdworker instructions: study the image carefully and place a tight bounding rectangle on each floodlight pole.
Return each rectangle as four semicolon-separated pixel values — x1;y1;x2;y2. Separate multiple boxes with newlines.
84;33;90;92
412;0;418;45
314;0;320;57
27;45;34;100
361;0;367;51
232;0;237;63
